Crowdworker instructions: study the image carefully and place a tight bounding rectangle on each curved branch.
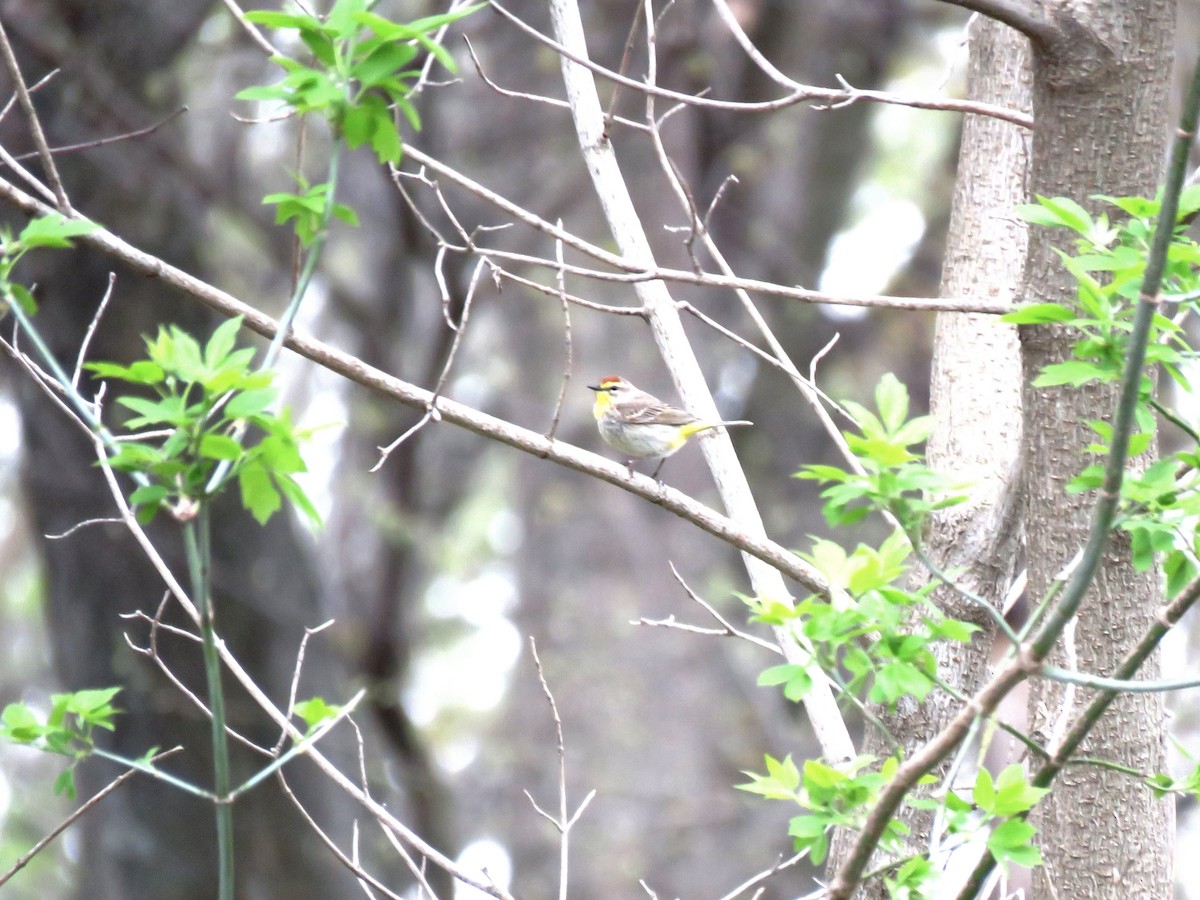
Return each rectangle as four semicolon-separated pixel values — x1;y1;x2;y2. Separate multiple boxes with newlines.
935;0;1061;47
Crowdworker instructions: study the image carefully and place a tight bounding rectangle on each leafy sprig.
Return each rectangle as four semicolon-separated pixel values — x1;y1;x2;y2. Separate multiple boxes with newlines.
87;316;320;526
237;0;482;165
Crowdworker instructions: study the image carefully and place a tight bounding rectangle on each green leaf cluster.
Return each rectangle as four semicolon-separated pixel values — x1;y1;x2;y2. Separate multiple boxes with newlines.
738;754;912;866
972;764;1049;871
1004;192;1200;597
0;688;122;798
753;529;977;709
796;374;966;532
87;316;320;526
263;175;359;248
237;0;483;165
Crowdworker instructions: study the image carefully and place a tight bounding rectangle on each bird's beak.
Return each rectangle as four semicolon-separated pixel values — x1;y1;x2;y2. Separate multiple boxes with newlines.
587;384;602;392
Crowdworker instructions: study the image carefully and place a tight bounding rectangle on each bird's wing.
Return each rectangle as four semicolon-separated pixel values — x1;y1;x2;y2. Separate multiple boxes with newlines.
618;400;697;426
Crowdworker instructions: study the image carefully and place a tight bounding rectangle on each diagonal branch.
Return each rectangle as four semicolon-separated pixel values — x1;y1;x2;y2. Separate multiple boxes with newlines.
548;0;854;764
0;173;830;598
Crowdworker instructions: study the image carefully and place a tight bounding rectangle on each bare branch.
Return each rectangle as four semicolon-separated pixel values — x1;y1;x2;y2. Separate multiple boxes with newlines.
0;174;831;594
0;748;183;888
491;2;1032;128
546;222;573;441
219;0;281;55
14;108;189;162
373;257;486;471
550;0;853;763
0;18;69;208
275;774;408;900
72;272;117;391
527;636;593;900
935;0;1061;47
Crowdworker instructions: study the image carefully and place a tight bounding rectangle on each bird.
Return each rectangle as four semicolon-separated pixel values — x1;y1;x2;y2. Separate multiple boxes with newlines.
588;374;752;478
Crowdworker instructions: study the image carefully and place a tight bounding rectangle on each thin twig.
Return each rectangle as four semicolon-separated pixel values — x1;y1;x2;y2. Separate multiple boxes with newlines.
546;222;573;440
275;772;408;900
0;18;69;208
14;108;189;162
373;256;485;470
44;516;123;539
0;747;183;887
492;1;1033;128
275;619;336;753
72;273;117;391
220;0;282;55
527;637;595;900
0;67;58;124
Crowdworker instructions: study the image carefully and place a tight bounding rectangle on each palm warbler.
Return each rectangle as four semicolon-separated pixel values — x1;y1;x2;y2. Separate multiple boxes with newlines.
588;374;751;477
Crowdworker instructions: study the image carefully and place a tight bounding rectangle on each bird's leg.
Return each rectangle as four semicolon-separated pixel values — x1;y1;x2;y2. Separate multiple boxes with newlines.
625;459;636;479
650;458;666;482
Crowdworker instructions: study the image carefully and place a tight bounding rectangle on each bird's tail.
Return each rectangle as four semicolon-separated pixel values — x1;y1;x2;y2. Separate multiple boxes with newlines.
680;419;753;439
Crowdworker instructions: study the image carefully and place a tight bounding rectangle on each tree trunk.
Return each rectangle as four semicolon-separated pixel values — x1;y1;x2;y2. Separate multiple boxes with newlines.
831;20;1032;890
1021;2;1176;894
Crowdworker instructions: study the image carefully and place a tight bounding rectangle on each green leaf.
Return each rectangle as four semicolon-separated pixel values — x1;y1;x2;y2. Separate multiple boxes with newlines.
1033;360;1114;388
129;484;169;508
294;697;341;732
352;40;419;88
1;703;43;743
991;763;1050;815
1026;195;1093;235
874;374;909;433
7;283;37;315
841;400;885;440
275;473;323;527
332;203;359;227
19;214;98;249
85;360;166;385
988;818;1044;870
239;461;281;525
235;83;289;102
757;663;813;702
795;464;853;483
932;618;979;642
891;415;933;447
199;433;245;461
242;11;319;29
117;395;190;428
974;767;996;812
1001;303;1076;324
53;769;78;799
225;388;276;419
869;660;934;705
787;815;830;864
205;316;243;368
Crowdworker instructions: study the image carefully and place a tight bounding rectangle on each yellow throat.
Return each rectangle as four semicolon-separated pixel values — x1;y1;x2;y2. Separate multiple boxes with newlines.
592;382;617;419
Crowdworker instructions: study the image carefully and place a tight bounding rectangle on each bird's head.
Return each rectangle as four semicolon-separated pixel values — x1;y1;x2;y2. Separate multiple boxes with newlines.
588;374;632;395
588;375;636;414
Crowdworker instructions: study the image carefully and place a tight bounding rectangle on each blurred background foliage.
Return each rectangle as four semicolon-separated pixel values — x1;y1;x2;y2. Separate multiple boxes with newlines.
0;1;1197;898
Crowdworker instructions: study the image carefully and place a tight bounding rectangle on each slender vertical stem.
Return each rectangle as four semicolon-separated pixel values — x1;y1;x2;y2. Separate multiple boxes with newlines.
184;506;234;900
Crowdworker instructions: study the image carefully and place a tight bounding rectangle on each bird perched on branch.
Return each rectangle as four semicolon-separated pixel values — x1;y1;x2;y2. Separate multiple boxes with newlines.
588;374;752;478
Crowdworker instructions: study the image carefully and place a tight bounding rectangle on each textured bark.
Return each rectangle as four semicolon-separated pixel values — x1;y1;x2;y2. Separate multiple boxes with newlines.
904;17;1031;746
831;20;1032;890
833;1;1178;894
1021;1;1176;896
